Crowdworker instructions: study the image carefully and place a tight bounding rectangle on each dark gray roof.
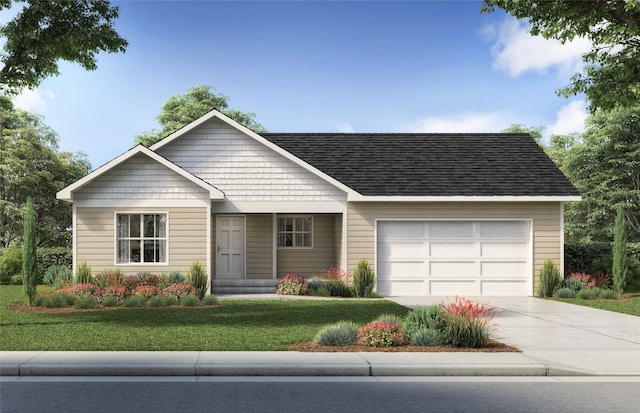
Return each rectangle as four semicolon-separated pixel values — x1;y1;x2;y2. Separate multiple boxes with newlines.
262;133;580;197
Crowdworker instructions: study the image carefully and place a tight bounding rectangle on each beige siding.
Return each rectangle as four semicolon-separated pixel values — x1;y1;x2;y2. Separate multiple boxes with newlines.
334;214;343;270
246;215;273;279
75;207;207;275
74;153;210;200
347;202;562;294
277;214;339;278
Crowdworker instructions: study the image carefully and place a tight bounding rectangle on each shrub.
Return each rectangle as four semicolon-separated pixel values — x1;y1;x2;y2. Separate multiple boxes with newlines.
0;245;22;285
103;286;128;301
306;276;326;295
352;259;375;298
187;261;208;299
181;294;201;307
553;288;576;298
537;259;562;297
276;273;308;295
612;206;629;294
440;296;498;348
564;274;590;291
60;283;102;300
22;198;38;306
123;295;147;307
124;272;160;290
403;305;446;337
94;269;125;288
11;275;23;285
74;261;93;285
357;321;409;347
147;296;168;307
43;265;73;287
576;288;597;299
595;288;620;299
201;295;219;306
133;285;159;298
163;295;179;306
162;270;186;284
375;313;403;326
101;295;120;307
314;321;359;346
38;292;75;308
324;278;351;297
162;283;197;300
321;267;351;284
36;247;72;278
410;327;444;346
74;295;100;309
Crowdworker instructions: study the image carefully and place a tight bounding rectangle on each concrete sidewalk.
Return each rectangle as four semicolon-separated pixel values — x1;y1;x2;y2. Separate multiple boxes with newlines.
1;296;638;377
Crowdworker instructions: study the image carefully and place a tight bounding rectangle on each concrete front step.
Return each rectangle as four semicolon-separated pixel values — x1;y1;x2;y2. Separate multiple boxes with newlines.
211;279;278;294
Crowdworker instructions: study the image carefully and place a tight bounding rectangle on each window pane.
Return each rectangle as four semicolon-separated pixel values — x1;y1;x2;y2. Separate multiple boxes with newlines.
130;215;140;237
157;214;166;238
158;240;166;262
302;233;311;247
277;233;285;247
130;240;141;262
302;217;312;232
117;239;129;263
144;215;155;237
278;218;285;232
285;233;293;247
285;218;293;232
117;215;129;238
144;240;155;262
295;233;303;247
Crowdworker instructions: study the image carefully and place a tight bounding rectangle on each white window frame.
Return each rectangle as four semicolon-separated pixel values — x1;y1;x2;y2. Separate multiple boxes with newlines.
277;215;313;249
115;212;169;265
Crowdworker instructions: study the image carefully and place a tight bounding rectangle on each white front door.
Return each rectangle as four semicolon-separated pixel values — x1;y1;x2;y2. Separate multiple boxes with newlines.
216;216;245;279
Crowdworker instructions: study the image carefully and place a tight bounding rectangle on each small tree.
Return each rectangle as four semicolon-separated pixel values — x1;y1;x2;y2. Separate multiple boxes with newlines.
612;206;629;294
22;197;37;306
352;259;376;298
188;261;208;299
536;259;562;297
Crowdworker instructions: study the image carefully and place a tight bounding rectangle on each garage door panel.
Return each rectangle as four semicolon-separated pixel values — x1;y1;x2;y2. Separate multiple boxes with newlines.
481;242;528;258
429;222;474;237
378;241;426;259
479;221;528;238
480;261;529;277
430;242;476;258
378;222;425;238
430;261;476;276
378;261;427;278
430;280;478;296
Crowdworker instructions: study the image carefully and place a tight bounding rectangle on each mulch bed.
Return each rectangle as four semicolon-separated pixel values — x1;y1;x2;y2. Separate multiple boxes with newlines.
5;303;220;313
288;339;519;353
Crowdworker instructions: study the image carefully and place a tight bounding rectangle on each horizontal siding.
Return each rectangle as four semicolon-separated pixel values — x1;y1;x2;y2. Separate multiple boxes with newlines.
246;215;273;279
347;202;562;295
76;207;207;275
155;118;347;202
74;153;210;200
277;214;339;278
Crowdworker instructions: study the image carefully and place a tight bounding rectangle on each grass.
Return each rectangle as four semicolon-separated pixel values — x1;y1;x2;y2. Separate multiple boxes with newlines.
0;285;408;351
556;292;640;316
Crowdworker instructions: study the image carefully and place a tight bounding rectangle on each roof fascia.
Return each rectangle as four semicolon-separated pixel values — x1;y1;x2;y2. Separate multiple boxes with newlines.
57;145;224;201
149;110;359;197
347;195;582;202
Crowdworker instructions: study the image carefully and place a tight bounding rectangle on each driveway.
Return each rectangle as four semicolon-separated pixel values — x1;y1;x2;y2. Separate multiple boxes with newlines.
388;296;640;375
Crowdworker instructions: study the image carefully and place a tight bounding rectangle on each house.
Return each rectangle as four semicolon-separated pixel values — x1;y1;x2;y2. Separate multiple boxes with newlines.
57;110;580;296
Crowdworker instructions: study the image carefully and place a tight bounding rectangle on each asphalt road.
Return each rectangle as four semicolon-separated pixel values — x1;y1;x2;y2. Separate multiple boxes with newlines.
1;377;639;413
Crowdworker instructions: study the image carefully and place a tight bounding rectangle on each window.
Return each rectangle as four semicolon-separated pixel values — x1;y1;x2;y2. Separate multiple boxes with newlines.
277;216;312;248
116;213;167;264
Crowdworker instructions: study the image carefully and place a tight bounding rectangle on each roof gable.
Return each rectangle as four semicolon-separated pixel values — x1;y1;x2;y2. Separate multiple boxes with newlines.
262;133;581;198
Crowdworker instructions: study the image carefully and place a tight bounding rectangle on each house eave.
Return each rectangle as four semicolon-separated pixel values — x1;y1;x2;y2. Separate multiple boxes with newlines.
347;195;582;202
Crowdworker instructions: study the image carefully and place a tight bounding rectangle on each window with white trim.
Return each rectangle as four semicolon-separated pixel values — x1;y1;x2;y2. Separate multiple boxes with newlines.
116;213;167;264
277;216;313;248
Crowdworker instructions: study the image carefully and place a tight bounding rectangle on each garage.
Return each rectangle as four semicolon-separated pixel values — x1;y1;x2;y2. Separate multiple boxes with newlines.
376;220;532;296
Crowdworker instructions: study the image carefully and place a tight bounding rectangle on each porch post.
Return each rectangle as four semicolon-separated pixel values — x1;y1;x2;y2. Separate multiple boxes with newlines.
272;213;277;279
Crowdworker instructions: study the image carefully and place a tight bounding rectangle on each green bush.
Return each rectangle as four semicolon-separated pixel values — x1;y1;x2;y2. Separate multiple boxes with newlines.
201;295;219;306
375;313;403;326
101;295;121;307
0;245;22;285
10;275;23;285
612;206;628;294
576;288;597;299
123;295;147;307
181;294;201;307
187;261;208;299
537;260;562;297
595;288;620;299
162;270;186;284
74;295;100;309
553;287;576;298
403;305;445;338
94;269;124;288
410;327;444;346
352;259;375;298
324;278;351;297
314;321;359;346
562;277;587;292
306;277;326;295
43;264;73;286
37;247;72;278
147;295;168;307
443;314;493;348
163;295;179;306
357;321;409;347
39;293;75;308
22;197;38;306
74;261;92;285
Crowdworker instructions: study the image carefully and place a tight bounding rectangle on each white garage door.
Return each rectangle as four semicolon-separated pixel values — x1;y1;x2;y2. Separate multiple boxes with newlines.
376;220;531;296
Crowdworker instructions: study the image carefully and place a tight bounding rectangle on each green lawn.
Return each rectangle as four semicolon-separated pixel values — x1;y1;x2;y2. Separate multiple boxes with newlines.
556;292;640;316
0;285;408;351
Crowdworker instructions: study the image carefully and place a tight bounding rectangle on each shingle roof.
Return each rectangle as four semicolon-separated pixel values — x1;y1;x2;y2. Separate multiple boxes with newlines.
262;133;580;197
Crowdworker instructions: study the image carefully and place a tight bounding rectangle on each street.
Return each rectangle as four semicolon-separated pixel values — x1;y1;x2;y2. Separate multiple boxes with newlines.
1;377;638;413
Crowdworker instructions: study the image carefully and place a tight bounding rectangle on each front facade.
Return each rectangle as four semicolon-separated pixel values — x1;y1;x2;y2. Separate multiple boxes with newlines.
58;111;580;296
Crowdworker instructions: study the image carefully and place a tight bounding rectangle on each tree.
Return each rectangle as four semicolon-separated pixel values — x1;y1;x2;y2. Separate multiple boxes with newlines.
612;205;628;293
501;124;544;144
0;95;91;248
0;0;127;93
482;0;640;112
134;84;267;147
22;197;37;305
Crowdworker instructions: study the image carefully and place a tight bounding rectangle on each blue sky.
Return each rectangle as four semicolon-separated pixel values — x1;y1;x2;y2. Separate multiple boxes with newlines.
6;0;591;169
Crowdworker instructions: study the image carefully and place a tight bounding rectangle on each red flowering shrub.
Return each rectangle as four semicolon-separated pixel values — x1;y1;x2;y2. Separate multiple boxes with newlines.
567;272;595;289
133;285;159;298
440;296;498;348
94;270;124;288
357;321;409;347
102;286;128;300
124;272;160;290
162;283;197;300
276;274;308;295
59;283;103;300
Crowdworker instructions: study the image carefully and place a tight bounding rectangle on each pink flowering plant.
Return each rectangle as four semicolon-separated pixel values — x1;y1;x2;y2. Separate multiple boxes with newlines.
133;285;160;298
102;286;128;301
162;283;197;300
321;267;352;285
276;274;308;295
440;296;499;348
59;283;103;300
124;272;161;290
357;321;409;347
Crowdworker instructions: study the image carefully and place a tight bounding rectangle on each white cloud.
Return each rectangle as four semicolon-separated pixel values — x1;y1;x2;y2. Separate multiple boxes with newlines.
12;88;55;113
546;100;588;136
336;122;354;133
407;112;508;133
485;17;591;77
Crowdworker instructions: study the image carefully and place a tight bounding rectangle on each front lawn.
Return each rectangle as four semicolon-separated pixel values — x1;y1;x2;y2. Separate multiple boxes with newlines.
0;285;408;351
556;292;640;316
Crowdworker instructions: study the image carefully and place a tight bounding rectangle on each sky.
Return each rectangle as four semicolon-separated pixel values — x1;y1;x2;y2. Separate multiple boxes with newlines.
4;0;592;170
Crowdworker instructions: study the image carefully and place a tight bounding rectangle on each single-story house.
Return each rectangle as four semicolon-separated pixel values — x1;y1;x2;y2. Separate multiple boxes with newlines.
57;110;580;296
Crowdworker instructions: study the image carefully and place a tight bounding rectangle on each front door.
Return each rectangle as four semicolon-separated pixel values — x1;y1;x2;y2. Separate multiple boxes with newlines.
216;216;245;279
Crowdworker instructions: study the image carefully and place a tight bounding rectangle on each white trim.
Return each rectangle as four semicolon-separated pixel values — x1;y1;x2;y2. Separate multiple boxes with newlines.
149;110;357;197
272;213;277;279
113;211;170;266
215;215;246;279
211;201;346;213
350;195;582;202
57;145;224;201
341;210;348;272
72;204;77;273
560;202;565;277
74;199;211;208
206;203;212;292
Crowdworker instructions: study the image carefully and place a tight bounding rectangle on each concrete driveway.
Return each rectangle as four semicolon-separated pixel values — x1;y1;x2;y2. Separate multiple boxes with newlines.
388;296;640;375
